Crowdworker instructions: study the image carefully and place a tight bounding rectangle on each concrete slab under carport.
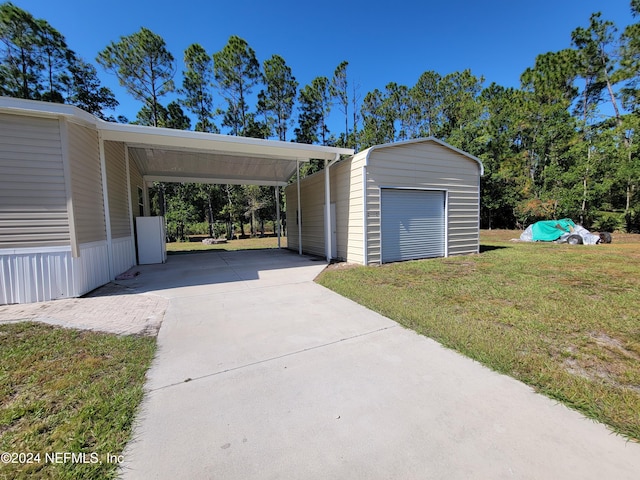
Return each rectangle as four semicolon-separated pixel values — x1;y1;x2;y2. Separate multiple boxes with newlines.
117;248;327;299
118;249;640;480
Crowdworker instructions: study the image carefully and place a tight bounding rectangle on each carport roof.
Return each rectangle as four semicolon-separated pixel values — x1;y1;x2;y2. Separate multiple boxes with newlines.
0;97;354;186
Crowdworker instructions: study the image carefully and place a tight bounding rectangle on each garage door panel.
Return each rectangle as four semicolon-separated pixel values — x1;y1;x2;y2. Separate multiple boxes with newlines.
381;189;445;263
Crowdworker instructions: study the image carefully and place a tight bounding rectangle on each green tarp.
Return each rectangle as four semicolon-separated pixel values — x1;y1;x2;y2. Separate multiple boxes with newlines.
530;219;576;241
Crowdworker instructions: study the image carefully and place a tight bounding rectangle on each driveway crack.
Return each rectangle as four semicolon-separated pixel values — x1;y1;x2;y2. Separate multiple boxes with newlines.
150;324;398;392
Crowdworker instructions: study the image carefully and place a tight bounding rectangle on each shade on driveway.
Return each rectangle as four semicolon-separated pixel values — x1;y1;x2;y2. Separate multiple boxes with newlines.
118;249;640;479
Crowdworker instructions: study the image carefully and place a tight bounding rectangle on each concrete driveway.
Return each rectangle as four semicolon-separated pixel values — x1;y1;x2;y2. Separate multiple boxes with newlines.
118;249;640;479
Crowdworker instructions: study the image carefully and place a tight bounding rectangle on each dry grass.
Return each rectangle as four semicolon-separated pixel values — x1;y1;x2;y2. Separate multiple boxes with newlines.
317;229;640;441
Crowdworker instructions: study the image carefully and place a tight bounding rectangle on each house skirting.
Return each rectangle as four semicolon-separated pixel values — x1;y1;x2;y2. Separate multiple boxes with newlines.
0;237;134;304
111;236;136;279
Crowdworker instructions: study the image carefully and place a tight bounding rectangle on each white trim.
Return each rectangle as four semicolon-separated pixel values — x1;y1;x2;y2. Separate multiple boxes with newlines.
379;185;450;192
297;160;302;255
0;245;71;255
362;165;368;265
98;132;114;279
444;191;450;258
275;186;281;249
0;96;98;127
59;118;79;258
477;171;481;254
324;153;340;262
324;159;331;262
99;122;353;160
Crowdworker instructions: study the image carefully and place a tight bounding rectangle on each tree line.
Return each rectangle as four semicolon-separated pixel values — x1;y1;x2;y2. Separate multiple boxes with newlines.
2;1;640;237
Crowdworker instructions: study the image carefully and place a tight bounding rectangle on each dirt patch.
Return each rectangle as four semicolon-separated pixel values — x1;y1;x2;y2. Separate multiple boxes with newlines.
324;261;361;271
562;332;640;393
590;332;640;361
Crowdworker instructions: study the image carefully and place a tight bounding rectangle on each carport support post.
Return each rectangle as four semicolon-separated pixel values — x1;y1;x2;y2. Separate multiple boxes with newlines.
324;153;340;263
297;160;302;255
275;185;281;249
324;158;331;262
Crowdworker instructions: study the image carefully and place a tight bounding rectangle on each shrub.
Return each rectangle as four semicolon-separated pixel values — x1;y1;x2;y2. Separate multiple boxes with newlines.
592;211;624;232
625;209;640;233
185;221;210;236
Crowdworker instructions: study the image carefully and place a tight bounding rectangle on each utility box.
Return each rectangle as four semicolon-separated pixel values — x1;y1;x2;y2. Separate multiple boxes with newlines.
136;216;167;264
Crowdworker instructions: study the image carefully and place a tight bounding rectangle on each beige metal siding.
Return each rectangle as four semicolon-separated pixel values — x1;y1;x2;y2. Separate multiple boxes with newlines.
67;123;106;244
284;184;298;250
105;141;131;238
129;152;144;219
347;154;366;264
284;159;359;260
366;142;480;260
334;157;365;264
0;113;70;248
285;172;326;257
330;160;350;261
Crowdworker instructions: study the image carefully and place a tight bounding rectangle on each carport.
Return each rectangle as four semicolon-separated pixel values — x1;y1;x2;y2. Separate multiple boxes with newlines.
0;98;352;304
99;121;353;261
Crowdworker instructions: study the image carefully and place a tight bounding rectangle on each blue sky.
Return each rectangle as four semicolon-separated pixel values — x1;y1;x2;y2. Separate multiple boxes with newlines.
12;0;637;135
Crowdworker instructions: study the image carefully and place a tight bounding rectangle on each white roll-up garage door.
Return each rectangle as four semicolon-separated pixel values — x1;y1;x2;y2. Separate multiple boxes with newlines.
381;189;445;263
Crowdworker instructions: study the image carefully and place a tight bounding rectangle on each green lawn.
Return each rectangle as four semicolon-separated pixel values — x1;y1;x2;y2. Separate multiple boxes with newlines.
167;235;287;253
0;323;156;480
316;230;640;442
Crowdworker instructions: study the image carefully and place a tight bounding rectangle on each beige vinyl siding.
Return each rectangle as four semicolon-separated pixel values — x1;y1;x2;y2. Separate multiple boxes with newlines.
366;142;480;260
104;141;131;238
284;184;297;249
330;159;351;261
67;122;106;244
0;113;70;248
285;158;361;261
340;156;365;264
285;171;326;257
129;152;144;219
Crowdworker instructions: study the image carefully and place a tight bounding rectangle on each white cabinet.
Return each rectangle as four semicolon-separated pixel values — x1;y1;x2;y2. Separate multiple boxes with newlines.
136;217;167;264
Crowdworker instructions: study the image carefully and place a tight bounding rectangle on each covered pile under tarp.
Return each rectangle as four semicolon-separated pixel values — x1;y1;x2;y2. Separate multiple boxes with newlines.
519;218;602;244
530;219;576;241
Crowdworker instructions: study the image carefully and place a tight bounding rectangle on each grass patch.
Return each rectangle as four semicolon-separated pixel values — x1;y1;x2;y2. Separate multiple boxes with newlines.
167;235;287;253
0;322;156;479
317;230;640;441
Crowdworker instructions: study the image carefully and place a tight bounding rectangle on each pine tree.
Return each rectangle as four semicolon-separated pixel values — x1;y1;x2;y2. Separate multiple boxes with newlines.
257;54;297;141
97;27;175;127
213;35;261;136
180;43;217;133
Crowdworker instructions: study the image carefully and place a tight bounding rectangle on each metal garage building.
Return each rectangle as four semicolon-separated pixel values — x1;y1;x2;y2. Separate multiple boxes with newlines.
285;138;484;265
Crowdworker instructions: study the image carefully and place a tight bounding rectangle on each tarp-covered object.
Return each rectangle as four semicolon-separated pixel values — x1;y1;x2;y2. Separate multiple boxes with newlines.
520;219;602;244
531;219;576;241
